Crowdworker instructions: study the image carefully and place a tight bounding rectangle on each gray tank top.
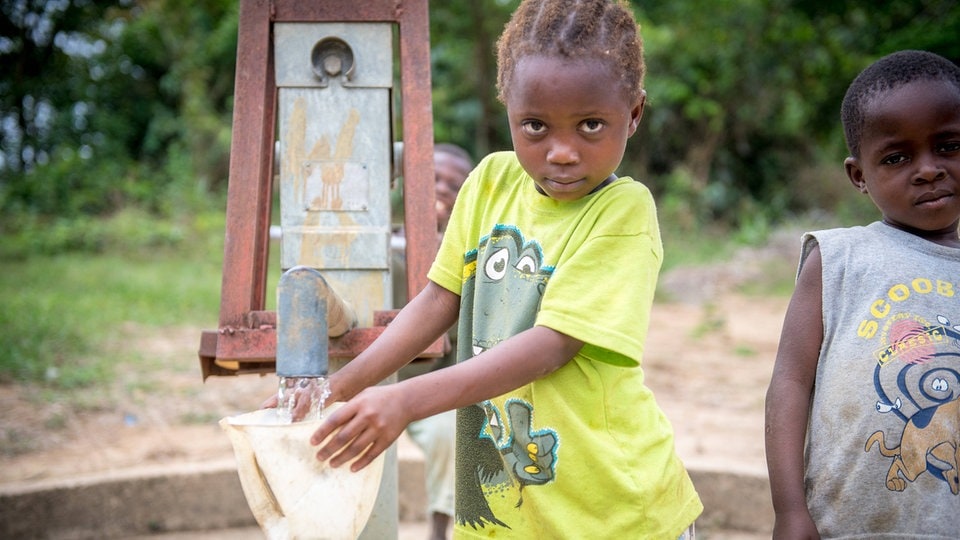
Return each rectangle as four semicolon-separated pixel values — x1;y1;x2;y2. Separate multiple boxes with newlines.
802;221;960;537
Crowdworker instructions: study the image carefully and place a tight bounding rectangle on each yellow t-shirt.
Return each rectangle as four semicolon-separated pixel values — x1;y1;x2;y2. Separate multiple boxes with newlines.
428;152;702;539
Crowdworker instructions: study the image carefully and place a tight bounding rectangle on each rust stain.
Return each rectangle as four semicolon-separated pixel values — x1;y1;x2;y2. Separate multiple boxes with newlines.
284;96;308;207
337;271;390;321
304;107;360;213
295;106;362;267
336;210;360;227
297;228;361;268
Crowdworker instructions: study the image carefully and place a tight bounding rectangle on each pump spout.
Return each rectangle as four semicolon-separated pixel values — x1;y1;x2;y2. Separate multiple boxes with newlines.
276;265;357;377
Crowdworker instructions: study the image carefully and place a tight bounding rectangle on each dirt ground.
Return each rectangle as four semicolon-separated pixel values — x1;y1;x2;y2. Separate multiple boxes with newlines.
0;234;798;487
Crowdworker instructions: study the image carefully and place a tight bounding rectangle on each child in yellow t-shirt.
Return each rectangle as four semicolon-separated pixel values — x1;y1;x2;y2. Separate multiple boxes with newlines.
308;1;702;537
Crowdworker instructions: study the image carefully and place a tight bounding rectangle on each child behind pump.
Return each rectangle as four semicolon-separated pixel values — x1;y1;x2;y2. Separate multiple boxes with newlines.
393;142;474;540
764;49;960;538
309;0;703;537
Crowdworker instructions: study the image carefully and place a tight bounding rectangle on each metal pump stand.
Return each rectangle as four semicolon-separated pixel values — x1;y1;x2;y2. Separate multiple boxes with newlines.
198;2;441;538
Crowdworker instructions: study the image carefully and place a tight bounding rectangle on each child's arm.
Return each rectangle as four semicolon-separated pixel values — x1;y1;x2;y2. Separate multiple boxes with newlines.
324;280;462;404
312;316;582;471
764;246;824;540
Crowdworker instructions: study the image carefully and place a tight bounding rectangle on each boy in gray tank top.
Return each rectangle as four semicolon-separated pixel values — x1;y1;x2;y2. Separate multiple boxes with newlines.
765;50;960;538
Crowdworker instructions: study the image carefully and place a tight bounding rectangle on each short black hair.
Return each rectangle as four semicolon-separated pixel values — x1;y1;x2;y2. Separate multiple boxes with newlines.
841;50;960;157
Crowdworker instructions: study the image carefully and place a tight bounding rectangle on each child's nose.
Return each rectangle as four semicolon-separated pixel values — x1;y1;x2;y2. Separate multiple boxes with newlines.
913;153;947;183
547;138;579;165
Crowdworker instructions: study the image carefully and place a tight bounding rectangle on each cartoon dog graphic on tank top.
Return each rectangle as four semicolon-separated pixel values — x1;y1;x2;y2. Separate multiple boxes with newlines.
866;311;960;496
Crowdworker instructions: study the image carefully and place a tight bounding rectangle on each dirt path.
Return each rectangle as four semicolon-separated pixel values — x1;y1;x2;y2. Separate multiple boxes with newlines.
646;294;785;474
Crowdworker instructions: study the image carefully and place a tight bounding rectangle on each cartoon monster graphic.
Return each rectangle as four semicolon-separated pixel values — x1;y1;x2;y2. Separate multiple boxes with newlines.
866;314;960;495
454;225;560;530
456;399;560;531
456;404;510;530
459;225;552;355
496;400;559;505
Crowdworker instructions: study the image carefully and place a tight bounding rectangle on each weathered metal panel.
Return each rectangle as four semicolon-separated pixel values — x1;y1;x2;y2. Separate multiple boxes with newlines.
276;31;393;272
274;23;393;88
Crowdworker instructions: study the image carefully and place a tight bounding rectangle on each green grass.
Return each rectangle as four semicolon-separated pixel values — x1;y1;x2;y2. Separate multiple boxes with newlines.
660;228;737;272
736;256;800;297
0;211;227;387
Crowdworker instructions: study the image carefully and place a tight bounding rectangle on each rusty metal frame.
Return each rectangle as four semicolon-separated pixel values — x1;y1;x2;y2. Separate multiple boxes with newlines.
199;0;439;379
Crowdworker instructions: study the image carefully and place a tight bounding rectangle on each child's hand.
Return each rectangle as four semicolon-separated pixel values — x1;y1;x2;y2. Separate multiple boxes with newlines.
260;394;278;409
260;391;313;421
772;509;820;540
260;379;329;422
310;384;410;472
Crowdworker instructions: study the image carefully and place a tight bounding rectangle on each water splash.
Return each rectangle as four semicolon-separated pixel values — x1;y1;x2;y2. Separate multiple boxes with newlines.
276;376;331;423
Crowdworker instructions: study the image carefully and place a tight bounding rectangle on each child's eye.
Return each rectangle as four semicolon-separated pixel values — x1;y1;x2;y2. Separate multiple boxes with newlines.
520;120;546;136
579;119;604;134
937;141;960;154
880;153;908;166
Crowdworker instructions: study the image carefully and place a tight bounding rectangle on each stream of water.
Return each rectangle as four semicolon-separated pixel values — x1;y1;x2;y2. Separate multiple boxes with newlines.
276;376;331;423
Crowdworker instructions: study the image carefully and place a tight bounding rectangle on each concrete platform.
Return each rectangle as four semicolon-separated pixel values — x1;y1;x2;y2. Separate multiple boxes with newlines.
126;522;431;540
0;433;773;539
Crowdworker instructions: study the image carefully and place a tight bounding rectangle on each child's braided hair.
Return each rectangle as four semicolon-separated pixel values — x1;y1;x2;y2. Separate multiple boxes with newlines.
495;0;645;105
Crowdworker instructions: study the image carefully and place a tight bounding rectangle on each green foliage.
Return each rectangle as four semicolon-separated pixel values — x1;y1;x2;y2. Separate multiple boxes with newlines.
3;150;136;217
1;204;202;259
5;0;960;235
1;0;236;231
429;0;517;158
1;1;121;172
635;0;855;227
631;0;960;228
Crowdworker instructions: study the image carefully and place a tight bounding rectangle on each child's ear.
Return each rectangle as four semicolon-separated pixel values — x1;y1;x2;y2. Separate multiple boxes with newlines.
845;157;868;193
628;90;646;136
